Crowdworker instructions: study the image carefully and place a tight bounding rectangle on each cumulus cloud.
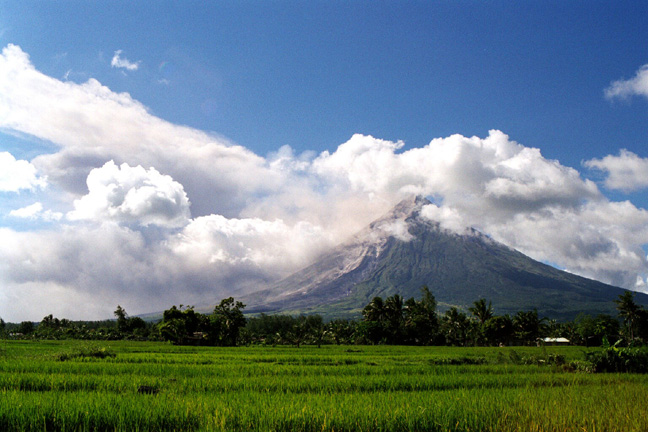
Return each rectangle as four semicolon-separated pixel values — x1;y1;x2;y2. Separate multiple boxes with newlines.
314;130;600;217
1;43;647;320
482;201;648;288
111;50;140;71
0;44;280;218
0;214;334;321
169;215;334;279
0;151;46;192
585;149;648;192
605;64;648;100
67;160;191;227
0;225;168;320
309;131;648;288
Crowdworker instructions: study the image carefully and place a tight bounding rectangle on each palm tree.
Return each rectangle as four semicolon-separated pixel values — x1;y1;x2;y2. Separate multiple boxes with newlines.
362;296;387;344
384;294;405;344
512;309;546;345
403;286;439;345
362;296;386;322
615;291;641;341
468;298;493;324
385;294;404;324
443;307;471;346
468;298;493;346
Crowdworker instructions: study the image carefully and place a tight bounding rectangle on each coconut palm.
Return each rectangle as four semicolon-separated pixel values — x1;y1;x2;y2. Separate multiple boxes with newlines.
614;291;641;341
468;298;493;324
362;296;386;322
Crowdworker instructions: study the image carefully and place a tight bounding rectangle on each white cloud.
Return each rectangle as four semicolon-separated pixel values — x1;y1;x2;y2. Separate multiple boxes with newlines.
9;202;42;219
0;151;46;192
68;161;191;227
585;149;648;192
169;215;333;278
314;130;600;215
0;215;334;321
484;200;648;289
420;204;470;235
0;43;647;320
8;202;63;221
373;218;415;242
313;131;646;288
0;44;281;217
0;225;168;320
605;64;648;100
111;50;140;71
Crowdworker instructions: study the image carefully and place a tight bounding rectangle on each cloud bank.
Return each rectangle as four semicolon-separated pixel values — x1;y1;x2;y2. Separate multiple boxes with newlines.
0;44;647;321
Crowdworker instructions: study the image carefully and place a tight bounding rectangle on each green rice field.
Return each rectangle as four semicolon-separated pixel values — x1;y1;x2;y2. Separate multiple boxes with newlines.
0;340;646;431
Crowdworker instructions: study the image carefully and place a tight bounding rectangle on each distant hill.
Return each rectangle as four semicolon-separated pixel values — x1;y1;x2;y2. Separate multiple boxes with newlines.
243;196;648;320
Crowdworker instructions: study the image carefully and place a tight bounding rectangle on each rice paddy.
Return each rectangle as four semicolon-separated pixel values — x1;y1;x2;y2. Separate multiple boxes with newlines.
0;340;646;431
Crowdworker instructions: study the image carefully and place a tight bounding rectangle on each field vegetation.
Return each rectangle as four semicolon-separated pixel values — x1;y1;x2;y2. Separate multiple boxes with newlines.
0;341;647;432
1;290;647;430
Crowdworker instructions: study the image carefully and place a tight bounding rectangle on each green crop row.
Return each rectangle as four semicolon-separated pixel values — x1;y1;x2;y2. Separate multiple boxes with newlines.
0;341;646;431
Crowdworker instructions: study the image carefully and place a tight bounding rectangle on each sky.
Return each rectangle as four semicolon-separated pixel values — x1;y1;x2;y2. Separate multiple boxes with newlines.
1;1;648;321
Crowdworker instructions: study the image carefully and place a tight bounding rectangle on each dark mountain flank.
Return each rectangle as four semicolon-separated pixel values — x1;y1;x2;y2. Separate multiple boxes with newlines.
243;196;648;320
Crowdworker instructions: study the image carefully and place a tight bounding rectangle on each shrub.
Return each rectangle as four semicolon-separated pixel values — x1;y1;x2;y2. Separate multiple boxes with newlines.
585;345;648;373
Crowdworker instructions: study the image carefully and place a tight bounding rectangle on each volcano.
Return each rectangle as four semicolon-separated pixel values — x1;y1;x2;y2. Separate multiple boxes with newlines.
243;196;648;320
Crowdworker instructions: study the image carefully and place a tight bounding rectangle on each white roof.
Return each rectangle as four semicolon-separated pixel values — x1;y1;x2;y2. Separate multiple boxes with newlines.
542;337;570;343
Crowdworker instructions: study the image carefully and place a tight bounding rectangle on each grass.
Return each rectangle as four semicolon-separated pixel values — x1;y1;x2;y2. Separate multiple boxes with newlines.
0;341;646;431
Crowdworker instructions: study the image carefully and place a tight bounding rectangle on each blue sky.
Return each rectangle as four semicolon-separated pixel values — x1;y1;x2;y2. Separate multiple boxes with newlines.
1;1;648;320
5;2;647;162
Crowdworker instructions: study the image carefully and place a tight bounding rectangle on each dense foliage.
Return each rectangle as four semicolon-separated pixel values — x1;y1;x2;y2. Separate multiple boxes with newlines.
3;289;647;351
585;344;648;373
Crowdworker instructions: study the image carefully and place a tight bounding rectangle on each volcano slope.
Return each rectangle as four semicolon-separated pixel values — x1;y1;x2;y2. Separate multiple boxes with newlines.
244;196;648;320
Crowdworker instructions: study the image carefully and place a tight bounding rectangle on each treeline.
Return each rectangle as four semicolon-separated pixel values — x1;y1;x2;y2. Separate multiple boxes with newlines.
246;288;647;348
2;288;647;348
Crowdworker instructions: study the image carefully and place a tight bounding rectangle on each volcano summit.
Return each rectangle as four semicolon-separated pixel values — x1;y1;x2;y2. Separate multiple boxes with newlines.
244;196;647;320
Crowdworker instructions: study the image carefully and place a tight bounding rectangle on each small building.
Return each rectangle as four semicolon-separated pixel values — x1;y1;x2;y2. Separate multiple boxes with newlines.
539;337;570;346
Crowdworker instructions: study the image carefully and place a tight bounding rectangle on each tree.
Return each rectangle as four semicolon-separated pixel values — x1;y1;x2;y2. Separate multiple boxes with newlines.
245;313;296;345
362;296;386;322
483;315;514;346
403;286;439;345
512;309;546;345
469;298;494;346
158;305;203;345
210;297;246;346
114;305;129;333
304;315;326;348
630;308;648;344
17;321;35;335
327;319;356;345
469;299;493;325
283;315;325;348
575;314;621;347
384;294;405;344
362;296;387;344
442;307;472;346
615;291;641;342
